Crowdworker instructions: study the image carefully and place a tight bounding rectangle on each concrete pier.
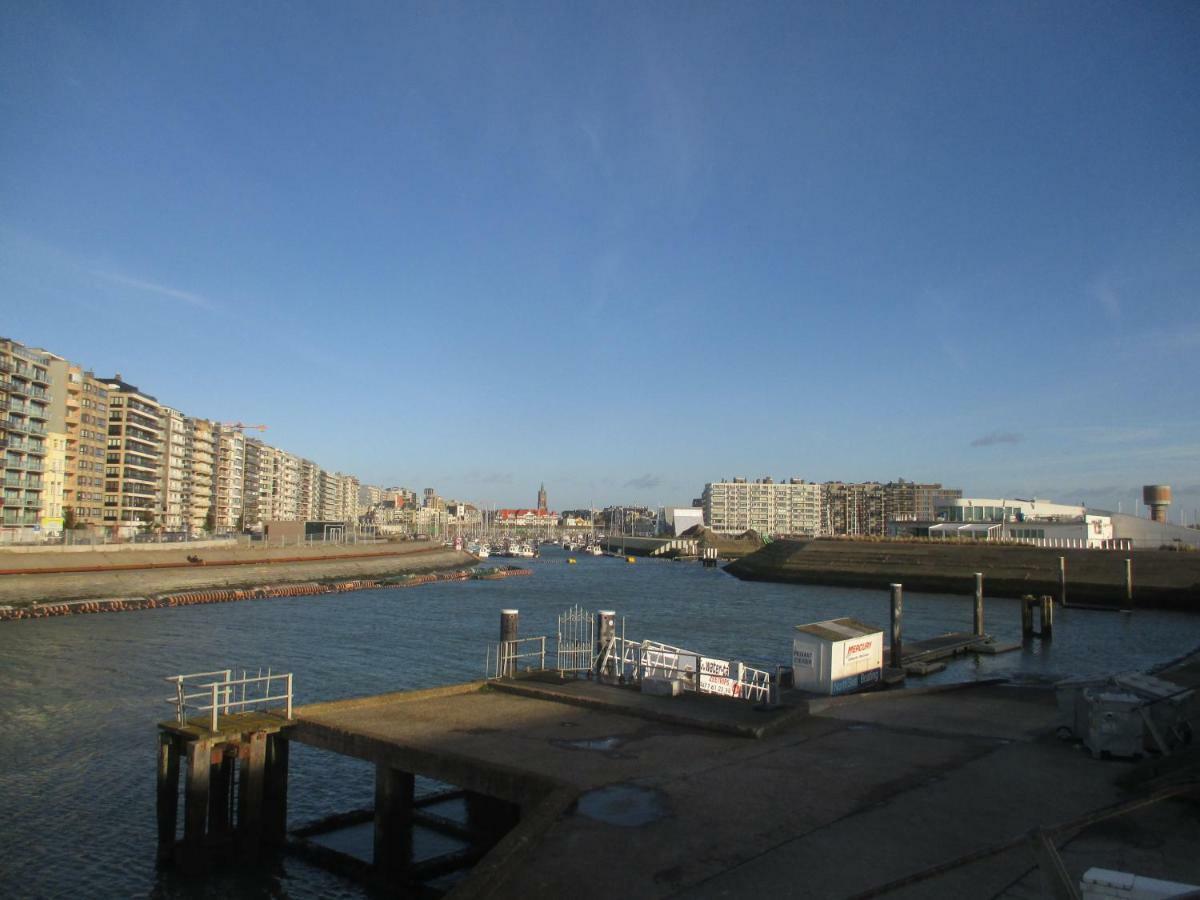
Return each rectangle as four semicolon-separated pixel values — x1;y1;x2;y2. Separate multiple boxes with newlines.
279;669;1200;899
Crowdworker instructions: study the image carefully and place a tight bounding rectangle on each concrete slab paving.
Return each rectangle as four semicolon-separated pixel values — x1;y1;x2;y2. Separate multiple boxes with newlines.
286;676;1200;900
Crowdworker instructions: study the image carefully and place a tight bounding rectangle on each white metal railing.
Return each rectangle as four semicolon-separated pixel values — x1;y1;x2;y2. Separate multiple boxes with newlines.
484;610;775;704
615;639;773;702
556;605;594;674
485;637;547;679
164;668;294;732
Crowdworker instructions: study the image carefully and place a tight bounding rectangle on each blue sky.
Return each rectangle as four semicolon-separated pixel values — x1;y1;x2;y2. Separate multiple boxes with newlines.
2;2;1198;518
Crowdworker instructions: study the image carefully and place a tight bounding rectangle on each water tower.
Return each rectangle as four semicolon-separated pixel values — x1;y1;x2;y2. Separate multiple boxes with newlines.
1142;485;1172;524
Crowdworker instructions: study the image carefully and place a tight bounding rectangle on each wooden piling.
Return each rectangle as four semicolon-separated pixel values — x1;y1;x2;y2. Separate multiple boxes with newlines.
373;764;415;871
1125;558;1133;607
238;731;267;858
1040;595;1054;637
973;572;984;637
208;747;236;837
184;739;212;851
1021;595;1035;638
500;609;519;676
156;733;180;860
1059;556;1067;607
262;735;289;846
889;584;903;669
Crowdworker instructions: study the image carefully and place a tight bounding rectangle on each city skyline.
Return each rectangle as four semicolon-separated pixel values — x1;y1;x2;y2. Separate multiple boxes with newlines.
2;3;1198;515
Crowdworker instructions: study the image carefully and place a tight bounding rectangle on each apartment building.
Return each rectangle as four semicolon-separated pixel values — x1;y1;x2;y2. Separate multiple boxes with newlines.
213;426;245;530
159;407;188;531
702;477;822;536
1;339;52;536
100;376;162;536
884;481;963;523
820;482;887;536
243;438;265;529
62;364;110;530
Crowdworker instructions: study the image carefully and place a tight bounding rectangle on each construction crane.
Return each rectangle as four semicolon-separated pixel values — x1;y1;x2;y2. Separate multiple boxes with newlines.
220;422;268;432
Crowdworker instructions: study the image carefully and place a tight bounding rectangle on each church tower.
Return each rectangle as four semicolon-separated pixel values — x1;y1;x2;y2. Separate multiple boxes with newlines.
537;483;547;512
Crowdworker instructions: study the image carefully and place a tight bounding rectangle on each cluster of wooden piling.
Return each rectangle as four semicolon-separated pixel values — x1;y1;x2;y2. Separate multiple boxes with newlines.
0;566;533;623
158;716;290;869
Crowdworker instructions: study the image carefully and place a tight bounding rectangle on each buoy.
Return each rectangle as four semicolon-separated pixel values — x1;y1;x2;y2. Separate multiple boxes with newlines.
567;558;577;565
626;556;636;564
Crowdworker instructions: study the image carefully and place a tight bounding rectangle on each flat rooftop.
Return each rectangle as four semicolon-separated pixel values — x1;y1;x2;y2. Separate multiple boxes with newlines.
290;674;1200;899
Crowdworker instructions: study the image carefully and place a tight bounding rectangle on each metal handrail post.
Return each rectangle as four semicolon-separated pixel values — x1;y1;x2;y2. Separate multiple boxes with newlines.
286;673;293;718
210;682;219;731
175;678;185;724
540;636;546;670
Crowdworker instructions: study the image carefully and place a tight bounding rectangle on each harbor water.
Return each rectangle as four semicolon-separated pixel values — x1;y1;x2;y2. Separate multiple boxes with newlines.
0;545;1196;898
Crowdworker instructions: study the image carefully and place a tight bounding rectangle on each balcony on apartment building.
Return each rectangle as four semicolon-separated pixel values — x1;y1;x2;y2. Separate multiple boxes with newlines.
5;457;45;472
2;510;38;526
5;418;47;436
3;474;42;488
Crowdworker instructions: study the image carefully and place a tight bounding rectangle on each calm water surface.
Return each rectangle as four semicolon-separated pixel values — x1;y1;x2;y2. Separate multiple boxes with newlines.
1;546;1196;898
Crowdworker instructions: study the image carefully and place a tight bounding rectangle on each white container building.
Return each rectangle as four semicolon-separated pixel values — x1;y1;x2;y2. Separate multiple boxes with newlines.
792;618;883;695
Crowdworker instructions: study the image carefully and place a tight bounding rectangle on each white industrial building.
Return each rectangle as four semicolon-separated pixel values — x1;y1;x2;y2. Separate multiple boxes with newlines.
917;496;1200;550
661;506;705;537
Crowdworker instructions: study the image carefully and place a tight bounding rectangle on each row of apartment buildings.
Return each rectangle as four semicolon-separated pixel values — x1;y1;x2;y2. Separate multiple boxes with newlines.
1;336;361;540
701;477;963;537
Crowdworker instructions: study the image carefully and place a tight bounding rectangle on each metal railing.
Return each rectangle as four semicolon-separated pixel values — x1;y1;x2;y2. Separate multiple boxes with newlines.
485;637;547;679
164;668;294;732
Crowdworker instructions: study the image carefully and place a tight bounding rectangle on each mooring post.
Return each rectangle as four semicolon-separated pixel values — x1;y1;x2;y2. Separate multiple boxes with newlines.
1125;558;1133;608
1059;556;1067;607
238;731;267;858
499;609;519;676
1021;595;1035;638
156;732;181;861
596;609;617;680
373;765;415;872
889;584;903;669
208;745;236;837
1041;595;1054;637
973;572;984;637
262;734;289;846
183;738;212;855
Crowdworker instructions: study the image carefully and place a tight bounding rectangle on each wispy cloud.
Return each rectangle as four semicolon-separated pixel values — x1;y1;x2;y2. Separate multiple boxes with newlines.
91;270;215;310
624;473;663;490
970;431;1024;448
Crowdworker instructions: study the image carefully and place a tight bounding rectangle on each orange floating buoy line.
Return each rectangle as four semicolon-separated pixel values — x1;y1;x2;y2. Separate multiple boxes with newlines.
0;566;528;623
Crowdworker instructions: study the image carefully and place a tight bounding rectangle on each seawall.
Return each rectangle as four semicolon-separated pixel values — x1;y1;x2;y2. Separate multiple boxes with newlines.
0;544;479;609
724;538;1200;610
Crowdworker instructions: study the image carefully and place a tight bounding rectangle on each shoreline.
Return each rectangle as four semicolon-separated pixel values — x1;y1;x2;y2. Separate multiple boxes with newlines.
0;544;484;611
0;564;533;622
725;538;1200;610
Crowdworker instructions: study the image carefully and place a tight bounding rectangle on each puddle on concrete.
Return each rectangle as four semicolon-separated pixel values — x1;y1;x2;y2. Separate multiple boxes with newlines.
576;785;667;827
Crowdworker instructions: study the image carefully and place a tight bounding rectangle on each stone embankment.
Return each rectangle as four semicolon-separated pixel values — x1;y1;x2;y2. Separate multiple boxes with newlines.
0;542;488;615
0;563;533;622
725;538;1200;609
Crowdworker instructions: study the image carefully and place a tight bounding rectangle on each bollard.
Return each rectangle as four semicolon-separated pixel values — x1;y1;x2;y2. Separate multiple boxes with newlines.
1040;595;1054;638
889;584;903;669
1021;595;1035;638
499;609;519;676
1125;558;1133;607
595;610;617;679
974;572;985;637
1059;556;1067;607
